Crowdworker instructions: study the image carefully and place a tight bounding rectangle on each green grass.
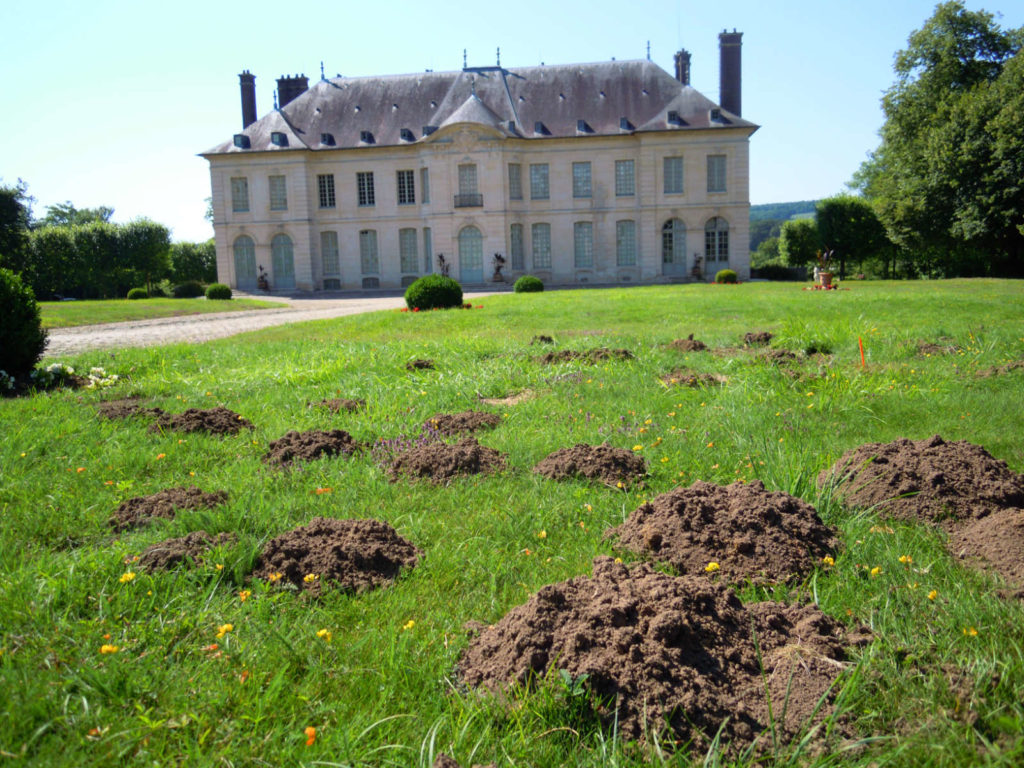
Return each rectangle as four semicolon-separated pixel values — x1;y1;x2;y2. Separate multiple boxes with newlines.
2;279;1024;766
39;297;288;328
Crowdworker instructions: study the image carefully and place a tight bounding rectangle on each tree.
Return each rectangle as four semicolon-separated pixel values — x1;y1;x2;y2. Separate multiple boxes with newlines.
170;240;217;284
119;219;171;295
0;180;33;275
815;195;891;278
751;236;781;268
38;201;114;228
778;218;820;267
853;2;1024;275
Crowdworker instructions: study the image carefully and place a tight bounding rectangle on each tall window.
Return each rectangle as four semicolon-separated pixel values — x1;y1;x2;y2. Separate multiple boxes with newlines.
320;231;340;276
705;217;729;261
357;172;375;206
572;162;592;198
615;160;635;197
420;168;430;203
230;177;249;213
616;220;637;266
397;170;415;205
399;228;418;273
531;223;551;269
359;229;379;273
458;164;478;194
423;227;433;272
317;174;336;208
574;222;594;267
530;163;549;200
269;175;287;210
663;219;687;270
508;163;522;200
664;157;684;194
510;224;524;271
707;155;727;193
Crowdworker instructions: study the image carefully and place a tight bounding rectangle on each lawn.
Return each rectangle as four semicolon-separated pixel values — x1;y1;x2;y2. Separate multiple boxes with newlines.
39;296;288;328
2;279;1023;766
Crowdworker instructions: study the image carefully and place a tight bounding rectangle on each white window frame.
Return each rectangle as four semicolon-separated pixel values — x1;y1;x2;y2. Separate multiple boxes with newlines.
397;170;415;205
458;164;478;195
508;163;522;200
614;160;635;197
616;220;637;266
357;172;375;206
269;175;287;210
317;174;336;208
399;228;418;273
707;155;727;193
574;222;594;268
359;229;379;273
320;231;340;276
664;156;684;195
572;162;592;199
531;222;551;269
529;163;549;200
230;177;249;213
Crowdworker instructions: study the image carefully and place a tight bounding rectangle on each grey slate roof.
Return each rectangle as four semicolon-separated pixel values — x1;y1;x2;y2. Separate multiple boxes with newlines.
203;59;756;156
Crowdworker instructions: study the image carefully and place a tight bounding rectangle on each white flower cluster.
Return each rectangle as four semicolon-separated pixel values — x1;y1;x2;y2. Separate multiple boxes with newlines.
0;370;15;390
85;367;120;389
30;363;76;387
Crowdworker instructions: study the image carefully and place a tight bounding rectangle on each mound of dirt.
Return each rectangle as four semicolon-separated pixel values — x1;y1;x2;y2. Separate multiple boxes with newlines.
950;508;1024;590
917;341;961;356
150;407;253;436
606;480;837;583
252;517;421;594
977;360;1024;378
109;486;229;532
660;369;728;387
459;556;868;749
533;443;647;486
406;359;435;370
530;335;555;345
537;348;634;364
310;397;365;413
743;331;773;346
432;755;495;768
388;437;507;484
755;349;798;365
425;411;502;436
139;531;236;570
263;429;361;467
669;334;708;352
97;397;165;420
819;435;1024;525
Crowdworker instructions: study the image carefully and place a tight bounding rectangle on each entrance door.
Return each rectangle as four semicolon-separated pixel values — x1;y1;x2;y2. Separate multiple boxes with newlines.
661;219;687;276
233;236;257;291
271;234;296;291
458;226;484;284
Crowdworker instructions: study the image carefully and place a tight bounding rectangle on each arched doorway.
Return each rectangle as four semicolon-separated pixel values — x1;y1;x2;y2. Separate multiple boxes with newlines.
271;234;296;291
233;235;257;291
458;225;484;284
704;217;729;266
661;219;687;276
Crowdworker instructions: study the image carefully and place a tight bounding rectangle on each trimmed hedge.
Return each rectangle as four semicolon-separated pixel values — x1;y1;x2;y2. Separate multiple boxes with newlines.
205;283;232;300
127;287;149;300
714;269;738;284
172;281;205;298
404;274;463;310
0;267;47;380
513;275;544;293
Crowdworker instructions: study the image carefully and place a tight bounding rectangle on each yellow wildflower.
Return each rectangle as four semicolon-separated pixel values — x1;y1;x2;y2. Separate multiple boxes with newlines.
928;590;938;600
898;555;913;564
119;572;136;584
267;572;283;582
214;564;224;571
238;590;251;602
216;623;234;639
537;530;547;539
402;620;415;631
870;566;882;577
963;626;978;637
632;444;643;451
303;573;319;583
822;555;835;567
316;629;332;642
99;644;119;654
704;562;720;573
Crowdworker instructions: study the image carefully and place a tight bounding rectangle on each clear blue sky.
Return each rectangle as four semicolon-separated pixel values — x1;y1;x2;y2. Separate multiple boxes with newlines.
2;0;1021;242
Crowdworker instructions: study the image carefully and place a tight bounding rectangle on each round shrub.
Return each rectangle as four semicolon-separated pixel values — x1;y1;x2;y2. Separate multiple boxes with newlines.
0;267;48;380
404;274;463;310
127;287;149;300
513;275;544;293
714;269;738;284
172;280;205;298
205;283;232;300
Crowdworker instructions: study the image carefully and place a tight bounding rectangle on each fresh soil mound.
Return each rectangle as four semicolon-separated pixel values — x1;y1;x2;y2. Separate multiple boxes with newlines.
252;517;421;594
97;397;165;420
977;359;1024;378
917;341;961;356
950;507;1024;589
743;331;773;346
537;348;634;364
755;349;798;365
388;437;507;484
530;334;555;345
660;369;728;387
532;443;647;486
425;411;502;436
669;334;708;352
109;486;229;532
406;359;435;370
459;556;868;749
819;435;1024;525
310;397;365;413
263;429;360;467
139;531;236;571
150;407;253;436
606;480;837;583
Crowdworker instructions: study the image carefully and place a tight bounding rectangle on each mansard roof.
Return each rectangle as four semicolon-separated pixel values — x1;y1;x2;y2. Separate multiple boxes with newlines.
203;59;757;156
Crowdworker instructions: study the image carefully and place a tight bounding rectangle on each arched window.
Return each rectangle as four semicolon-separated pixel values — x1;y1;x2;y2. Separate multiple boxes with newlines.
661;218;687;275
705;217;729;262
233;235;256;290
271;233;295;290
458;225;484;283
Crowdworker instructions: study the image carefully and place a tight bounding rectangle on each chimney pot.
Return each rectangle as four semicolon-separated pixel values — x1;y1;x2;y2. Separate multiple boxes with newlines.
673;49;691;85
239;71;257;129
718;30;742;117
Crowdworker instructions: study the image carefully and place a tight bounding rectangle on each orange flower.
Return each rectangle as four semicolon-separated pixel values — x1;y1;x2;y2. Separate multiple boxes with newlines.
314;487;332;495
156;454;166;460
304;726;316;746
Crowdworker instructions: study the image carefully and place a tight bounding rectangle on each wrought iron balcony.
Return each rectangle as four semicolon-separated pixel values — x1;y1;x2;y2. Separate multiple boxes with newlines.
454;193;483;208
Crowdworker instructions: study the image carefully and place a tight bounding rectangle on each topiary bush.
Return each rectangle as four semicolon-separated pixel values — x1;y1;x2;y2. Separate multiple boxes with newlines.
205;283;232;300
404;274;463;310
514;275;544;293
127;287;149;300
0;267;48;380
172;280;205;298
714;269;738;284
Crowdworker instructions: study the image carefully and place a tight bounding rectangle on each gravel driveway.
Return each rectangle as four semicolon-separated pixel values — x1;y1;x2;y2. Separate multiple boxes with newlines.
44;291;501;356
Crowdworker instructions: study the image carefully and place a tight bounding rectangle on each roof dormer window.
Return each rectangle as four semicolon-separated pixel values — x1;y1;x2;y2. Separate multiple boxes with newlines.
400;128;415;142
619;117;634;131
667;110;684;126
320;132;336;146
422;125;438;137
534;121;550;136
233;134;251;149
270;132;288;147
359;130;375;144
576;119;593;134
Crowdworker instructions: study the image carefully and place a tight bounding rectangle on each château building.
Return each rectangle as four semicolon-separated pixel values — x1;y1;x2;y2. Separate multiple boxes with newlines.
201;33;756;292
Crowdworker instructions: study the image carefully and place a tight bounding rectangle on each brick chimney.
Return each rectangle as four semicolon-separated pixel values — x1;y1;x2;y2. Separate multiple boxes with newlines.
718;30;742;117
673;49;691;85
276;74;309;108
239;70;257;128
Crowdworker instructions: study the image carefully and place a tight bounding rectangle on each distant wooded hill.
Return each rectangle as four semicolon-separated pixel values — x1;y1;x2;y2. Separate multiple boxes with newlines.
750;200;818;222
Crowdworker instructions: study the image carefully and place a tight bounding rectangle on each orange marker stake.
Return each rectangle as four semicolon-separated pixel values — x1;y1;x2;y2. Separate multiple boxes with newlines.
858;336;866;368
